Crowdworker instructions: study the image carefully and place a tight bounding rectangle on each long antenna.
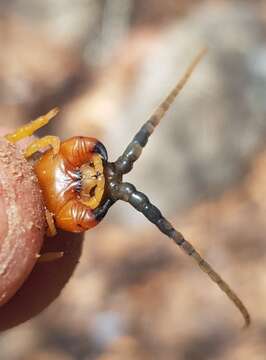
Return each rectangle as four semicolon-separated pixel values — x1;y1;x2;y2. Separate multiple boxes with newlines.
148;47;207;127
115;48;207;175
114;182;250;327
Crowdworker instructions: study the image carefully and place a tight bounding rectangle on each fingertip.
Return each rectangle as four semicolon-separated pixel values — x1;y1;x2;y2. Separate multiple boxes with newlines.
0;137;45;306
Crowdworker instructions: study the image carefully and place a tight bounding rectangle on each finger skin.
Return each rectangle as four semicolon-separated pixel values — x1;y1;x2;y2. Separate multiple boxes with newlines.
0;137;45;306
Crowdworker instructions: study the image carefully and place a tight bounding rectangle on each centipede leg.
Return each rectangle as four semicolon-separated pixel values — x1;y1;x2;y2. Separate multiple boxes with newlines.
37;251;64;263
5;108;59;143
45;209;57;237
24;135;60;158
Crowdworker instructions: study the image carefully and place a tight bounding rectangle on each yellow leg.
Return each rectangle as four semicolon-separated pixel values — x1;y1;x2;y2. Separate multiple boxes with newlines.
24;135;60;158
37;251;64;263
45;208;57;237
5;107;59;143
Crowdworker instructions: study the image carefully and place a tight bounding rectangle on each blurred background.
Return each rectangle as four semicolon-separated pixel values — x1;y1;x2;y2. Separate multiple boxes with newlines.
1;0;266;359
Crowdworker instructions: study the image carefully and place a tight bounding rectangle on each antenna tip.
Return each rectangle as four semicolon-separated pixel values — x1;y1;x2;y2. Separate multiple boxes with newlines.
243;313;251;329
194;47;208;64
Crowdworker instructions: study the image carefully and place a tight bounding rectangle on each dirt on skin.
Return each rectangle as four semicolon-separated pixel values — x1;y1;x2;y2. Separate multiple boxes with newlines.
0;138;45;306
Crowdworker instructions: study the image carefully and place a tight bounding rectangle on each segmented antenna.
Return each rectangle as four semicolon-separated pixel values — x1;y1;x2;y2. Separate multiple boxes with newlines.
115;182;250;327
115;48;207;175
111;49;251;327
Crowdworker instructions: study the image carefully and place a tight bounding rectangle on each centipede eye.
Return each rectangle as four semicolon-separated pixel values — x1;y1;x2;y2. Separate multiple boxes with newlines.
93;141;108;162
